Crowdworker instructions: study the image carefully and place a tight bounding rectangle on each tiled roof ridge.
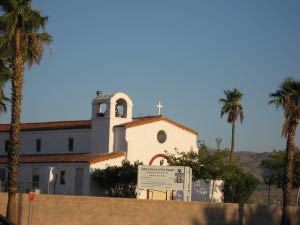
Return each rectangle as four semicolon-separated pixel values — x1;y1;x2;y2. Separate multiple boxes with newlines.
0;120;91;132
132;115;162;120
0;152;125;164
116;115;198;135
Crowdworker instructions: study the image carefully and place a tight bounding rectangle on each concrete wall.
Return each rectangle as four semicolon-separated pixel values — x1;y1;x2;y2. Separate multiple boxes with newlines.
0;129;91;155
1;193;299;225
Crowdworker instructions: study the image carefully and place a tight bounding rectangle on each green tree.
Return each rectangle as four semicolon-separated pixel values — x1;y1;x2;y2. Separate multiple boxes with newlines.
165;142;213;181
223;165;260;203
165;142;259;203
269;77;300;225
92;161;141;198
260;150;285;188
260;149;300;204
0;1;52;222
219;88;244;164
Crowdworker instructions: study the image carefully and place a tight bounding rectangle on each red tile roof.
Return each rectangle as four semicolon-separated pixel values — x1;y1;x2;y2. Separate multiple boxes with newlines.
0;120;91;132
0;116;198;135
116;115;199;135
0;152;125;164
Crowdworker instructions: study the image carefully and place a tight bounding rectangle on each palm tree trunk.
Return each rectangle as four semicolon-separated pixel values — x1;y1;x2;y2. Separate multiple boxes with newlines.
281;121;298;225
296;187;300;206
268;182;271;205
6;28;24;225
229;122;235;164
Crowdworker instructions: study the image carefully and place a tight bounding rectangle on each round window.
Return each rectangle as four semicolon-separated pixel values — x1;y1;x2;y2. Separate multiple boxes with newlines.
157;130;167;143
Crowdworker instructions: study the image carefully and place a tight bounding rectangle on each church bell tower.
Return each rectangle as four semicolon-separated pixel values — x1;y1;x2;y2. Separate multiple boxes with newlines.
91;92;133;154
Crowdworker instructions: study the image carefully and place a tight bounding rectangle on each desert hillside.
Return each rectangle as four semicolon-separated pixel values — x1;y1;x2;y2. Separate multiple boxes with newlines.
233;151;270;180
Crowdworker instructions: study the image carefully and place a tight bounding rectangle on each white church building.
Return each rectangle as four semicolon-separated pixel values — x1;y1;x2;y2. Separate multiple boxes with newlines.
0;92;201;197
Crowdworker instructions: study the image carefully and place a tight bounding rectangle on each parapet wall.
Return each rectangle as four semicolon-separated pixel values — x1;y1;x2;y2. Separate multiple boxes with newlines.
0;193;299;225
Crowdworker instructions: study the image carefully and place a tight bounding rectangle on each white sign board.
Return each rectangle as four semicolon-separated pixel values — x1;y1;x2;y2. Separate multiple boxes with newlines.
137;165;192;201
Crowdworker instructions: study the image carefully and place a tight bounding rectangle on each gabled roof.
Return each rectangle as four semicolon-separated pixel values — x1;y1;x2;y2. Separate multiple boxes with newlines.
115;115;199;135
0;120;91;132
0;152;125;164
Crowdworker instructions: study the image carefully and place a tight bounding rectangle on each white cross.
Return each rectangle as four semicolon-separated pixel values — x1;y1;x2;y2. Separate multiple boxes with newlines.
156;101;163;115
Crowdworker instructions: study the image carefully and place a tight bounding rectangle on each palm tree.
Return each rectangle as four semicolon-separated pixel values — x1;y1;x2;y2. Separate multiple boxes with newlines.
269;77;300;225
219;88;244;164
0;1;51;223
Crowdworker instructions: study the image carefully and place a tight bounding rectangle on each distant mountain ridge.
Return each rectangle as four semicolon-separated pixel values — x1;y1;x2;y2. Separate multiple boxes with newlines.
233;151;271;180
207;149;271;180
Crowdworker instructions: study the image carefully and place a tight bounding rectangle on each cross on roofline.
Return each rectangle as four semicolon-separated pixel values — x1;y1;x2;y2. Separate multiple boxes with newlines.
156;101;163;115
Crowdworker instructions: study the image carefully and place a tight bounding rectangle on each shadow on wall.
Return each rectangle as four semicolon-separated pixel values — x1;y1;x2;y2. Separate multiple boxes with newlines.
0;214;15;225
191;203;282;225
243;204;280;225
244;204;299;225
191;204;227;225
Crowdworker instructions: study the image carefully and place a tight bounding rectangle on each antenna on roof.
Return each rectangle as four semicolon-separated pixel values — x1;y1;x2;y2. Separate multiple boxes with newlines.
96;91;102;96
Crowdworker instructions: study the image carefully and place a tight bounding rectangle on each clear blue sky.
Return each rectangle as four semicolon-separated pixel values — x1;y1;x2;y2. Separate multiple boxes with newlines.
1;0;300;152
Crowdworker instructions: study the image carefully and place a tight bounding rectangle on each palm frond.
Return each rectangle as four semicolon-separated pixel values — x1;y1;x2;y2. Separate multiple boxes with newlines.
219;88;244;124
270;77;300;137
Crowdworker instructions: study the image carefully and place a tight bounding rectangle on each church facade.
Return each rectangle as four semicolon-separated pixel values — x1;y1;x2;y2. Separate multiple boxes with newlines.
0;92;198;196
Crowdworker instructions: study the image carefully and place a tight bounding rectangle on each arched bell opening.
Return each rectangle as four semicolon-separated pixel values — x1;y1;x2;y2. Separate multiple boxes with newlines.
115;98;127;118
97;102;109;117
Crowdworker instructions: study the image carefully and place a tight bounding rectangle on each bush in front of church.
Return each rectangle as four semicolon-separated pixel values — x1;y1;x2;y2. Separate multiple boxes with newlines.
92;160;142;198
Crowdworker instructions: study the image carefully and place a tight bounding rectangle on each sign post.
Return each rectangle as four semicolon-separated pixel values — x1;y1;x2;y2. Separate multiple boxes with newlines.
28;192;35;225
137;165;192;201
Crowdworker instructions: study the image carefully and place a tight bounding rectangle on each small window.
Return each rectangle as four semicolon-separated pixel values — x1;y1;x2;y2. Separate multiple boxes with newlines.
60;171;66;185
157;130;167;143
5;140;10;152
32;168;40;189
68;138;74;152
36;139;41;152
0;168;6;183
0;168;6;191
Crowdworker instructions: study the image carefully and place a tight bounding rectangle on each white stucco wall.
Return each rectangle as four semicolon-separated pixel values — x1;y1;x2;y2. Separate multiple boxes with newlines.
89;155;125;171
124;121;198;164
113;127;127;153
0;129;91;155
91;92;133;154
192;179;224;202
0;163;91;196
91;117;110;154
